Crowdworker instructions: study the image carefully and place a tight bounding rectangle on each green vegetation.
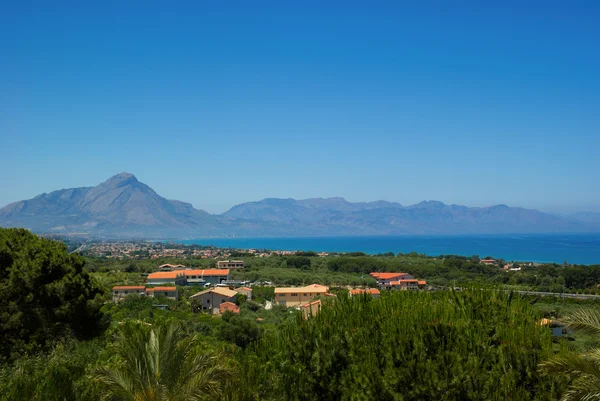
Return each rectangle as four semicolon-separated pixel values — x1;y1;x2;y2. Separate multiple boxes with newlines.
541;308;600;401
1;229;600;400
233;290;566;400
0;228;105;360
90;322;232;401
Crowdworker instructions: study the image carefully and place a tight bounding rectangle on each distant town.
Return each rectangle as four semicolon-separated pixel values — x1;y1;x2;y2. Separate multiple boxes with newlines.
54;237;332;259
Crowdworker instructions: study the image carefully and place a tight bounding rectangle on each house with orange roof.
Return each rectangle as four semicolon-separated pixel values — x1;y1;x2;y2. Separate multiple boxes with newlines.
370;272;414;286
274;284;331;307
349;288;380;298
219;301;240;314
147;271;186;286
236;286;253;300
174;269;230;285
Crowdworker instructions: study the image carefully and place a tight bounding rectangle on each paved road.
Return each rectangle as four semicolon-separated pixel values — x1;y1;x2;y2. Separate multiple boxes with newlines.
513;290;600;300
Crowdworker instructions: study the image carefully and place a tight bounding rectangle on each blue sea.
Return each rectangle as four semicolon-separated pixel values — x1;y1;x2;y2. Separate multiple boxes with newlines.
178;234;600;265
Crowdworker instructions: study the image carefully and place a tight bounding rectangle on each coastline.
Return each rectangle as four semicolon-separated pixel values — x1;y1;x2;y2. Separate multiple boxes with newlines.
176;233;600;265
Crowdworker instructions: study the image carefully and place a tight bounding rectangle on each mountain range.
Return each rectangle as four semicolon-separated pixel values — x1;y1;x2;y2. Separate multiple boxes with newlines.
0;173;598;238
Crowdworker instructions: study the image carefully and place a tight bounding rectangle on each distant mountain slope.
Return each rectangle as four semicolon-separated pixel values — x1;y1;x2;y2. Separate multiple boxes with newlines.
0;173;223;237
1;173;597;238
223;199;596;235
567;211;600;225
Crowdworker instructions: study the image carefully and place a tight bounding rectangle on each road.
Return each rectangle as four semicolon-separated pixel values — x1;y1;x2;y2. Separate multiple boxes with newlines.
512;290;600;300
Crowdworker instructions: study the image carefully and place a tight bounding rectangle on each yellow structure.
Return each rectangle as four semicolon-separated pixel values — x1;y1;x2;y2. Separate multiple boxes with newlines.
274;284;329;307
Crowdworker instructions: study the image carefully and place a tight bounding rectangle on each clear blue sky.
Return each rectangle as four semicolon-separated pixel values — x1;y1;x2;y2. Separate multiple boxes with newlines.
1;1;599;214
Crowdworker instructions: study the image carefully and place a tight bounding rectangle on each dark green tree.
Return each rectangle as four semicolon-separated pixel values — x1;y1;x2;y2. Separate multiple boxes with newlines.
0;228;105;360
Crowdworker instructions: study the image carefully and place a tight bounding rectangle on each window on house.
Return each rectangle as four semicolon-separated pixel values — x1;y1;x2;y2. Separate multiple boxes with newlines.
303;293;307;296
114;291;118;295
291;293;298;297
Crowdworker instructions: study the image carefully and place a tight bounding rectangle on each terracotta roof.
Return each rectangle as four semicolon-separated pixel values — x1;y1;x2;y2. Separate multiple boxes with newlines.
148;271;184;279
417;280;427;285
113;286;146;291
151;286;177;292
238;286;253;291
219;302;240;314
274;284;329;294
349;288;380;295
190;287;238;298
370;272;409;280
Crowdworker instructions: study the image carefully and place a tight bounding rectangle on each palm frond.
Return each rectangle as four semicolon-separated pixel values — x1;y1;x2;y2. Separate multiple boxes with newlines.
563;309;600;336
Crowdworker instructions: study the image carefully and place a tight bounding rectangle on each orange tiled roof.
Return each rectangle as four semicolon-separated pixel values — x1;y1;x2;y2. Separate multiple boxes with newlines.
399;279;419;283
201;269;230;276
238;286;253;291
418;280;427;285
219;302;240;314
148;271;183;279
113;286;146;291
370;272;409;280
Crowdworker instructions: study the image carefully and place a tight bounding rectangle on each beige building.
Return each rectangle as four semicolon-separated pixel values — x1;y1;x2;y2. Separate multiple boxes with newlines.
236;286;253;301
216;260;245;269
274;284;330;307
191;287;238;313
387;279;427;290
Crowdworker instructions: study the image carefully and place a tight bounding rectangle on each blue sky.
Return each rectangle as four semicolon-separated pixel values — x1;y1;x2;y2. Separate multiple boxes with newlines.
1;1;599;214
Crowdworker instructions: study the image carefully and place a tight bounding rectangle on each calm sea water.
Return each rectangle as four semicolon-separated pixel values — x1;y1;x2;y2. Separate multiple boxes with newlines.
178;234;600;265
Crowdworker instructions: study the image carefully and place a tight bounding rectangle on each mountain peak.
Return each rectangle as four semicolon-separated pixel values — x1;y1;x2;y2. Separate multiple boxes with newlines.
102;172;138;187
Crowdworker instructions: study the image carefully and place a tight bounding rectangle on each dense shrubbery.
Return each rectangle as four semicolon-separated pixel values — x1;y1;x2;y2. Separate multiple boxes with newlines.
234;290;567;400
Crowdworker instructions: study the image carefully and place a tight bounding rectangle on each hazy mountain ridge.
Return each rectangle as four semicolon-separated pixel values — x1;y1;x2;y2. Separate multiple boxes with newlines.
0;173;598;238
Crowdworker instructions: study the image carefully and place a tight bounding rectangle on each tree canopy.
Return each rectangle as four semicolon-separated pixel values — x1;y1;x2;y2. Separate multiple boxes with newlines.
0;228;105;360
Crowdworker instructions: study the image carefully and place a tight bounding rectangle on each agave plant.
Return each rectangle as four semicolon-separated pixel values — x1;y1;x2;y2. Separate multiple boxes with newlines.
90;322;231;401
541;309;600;401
